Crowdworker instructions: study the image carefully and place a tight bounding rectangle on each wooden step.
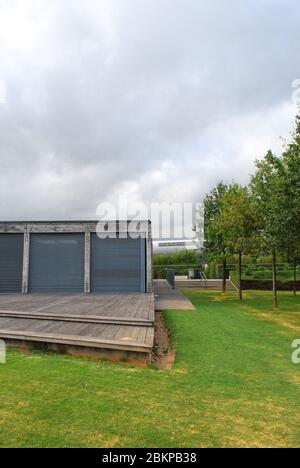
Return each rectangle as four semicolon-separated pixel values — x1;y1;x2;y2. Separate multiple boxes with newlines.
0;309;153;327
0;316;154;355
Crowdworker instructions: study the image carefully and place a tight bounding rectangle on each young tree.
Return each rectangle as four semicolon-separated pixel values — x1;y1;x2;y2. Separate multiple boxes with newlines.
203;182;229;293
250;151;285;309
215;184;259;301
281;115;300;295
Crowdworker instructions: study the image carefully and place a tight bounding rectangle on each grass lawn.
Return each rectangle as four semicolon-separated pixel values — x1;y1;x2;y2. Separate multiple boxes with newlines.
0;290;300;448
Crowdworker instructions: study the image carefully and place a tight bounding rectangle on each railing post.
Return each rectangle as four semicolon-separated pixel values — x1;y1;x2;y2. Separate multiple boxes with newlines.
166;269;175;290
22;230;30;294
84;231;91;294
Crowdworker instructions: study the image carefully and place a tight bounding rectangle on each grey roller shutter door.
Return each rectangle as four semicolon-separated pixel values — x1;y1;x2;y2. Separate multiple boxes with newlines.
0;234;24;293
91;235;145;293
29;234;84;293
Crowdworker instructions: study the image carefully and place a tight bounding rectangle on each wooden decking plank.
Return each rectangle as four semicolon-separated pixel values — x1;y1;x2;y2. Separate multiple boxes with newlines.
131;325;143;341
99;325;120;340
116;326;136;342
87;323;108;338
0;317;19;328
145;327;155;347
137;327;147;345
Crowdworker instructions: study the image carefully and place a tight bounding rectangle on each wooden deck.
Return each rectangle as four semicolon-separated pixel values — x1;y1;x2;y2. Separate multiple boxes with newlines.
0;294;155;364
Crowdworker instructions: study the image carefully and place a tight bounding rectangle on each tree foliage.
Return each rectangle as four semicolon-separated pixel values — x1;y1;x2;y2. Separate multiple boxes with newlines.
203;182;229;259
203;182;229;292
216;184;258;256
203;114;300;306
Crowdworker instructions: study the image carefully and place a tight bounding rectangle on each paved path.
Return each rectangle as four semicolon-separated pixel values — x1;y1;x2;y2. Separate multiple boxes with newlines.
154;280;195;311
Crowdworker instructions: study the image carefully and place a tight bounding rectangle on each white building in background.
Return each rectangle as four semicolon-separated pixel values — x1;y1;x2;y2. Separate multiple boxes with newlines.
153;239;199;255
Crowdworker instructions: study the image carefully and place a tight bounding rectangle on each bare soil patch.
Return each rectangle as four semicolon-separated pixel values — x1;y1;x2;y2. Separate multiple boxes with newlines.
152;312;175;370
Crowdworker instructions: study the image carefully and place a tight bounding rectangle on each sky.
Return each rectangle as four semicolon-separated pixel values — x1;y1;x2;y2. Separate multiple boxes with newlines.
0;0;299;223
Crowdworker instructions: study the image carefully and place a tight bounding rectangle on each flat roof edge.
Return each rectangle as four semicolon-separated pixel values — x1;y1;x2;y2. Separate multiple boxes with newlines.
0;220;151;224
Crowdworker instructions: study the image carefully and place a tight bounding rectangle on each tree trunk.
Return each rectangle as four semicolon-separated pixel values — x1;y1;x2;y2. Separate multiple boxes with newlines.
238;252;243;301
222;258;227;293
272;250;278;309
294;259;297;297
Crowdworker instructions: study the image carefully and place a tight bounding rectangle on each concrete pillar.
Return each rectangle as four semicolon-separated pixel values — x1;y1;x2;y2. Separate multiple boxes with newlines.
22;231;30;294
84;231;91;294
146;224;153;293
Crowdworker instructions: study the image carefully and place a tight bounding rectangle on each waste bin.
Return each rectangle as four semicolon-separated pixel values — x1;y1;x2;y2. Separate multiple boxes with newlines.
188;269;195;280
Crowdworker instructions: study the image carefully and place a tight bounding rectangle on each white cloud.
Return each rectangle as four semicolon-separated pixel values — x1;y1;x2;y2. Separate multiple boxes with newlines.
0;80;6;104
0;0;299;222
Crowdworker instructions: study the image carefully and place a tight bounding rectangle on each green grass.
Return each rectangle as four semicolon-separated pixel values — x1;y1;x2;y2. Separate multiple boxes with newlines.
0;291;300;448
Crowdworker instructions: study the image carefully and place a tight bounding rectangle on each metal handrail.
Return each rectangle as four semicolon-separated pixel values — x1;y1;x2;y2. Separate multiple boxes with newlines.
199;271;207;287
166;269;175;290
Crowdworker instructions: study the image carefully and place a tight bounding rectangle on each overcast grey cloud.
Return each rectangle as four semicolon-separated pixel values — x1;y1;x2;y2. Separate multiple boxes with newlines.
0;0;299;220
